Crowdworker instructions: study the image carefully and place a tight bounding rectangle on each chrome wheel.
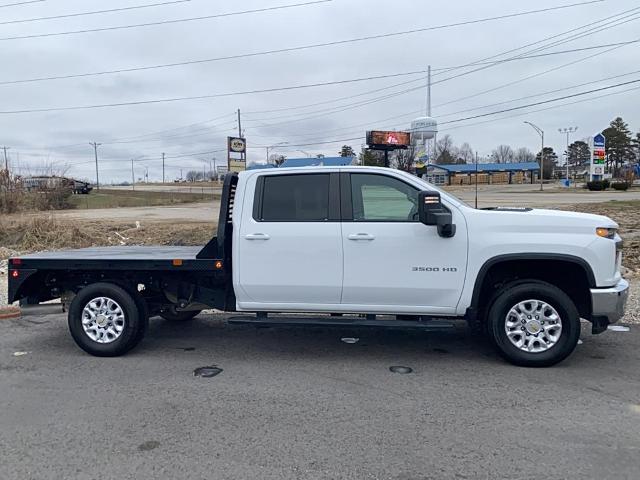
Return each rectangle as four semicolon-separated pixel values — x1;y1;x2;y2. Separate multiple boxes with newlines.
504;299;562;353
81;297;126;344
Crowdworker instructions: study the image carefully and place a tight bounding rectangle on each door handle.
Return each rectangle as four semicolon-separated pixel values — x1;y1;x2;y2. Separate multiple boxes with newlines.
244;233;270;240
347;233;375;241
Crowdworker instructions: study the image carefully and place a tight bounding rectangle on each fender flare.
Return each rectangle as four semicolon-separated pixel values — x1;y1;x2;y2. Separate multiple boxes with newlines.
469;253;596;311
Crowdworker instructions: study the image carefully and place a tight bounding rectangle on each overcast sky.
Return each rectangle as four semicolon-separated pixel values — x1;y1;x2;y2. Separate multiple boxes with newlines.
1;0;639;183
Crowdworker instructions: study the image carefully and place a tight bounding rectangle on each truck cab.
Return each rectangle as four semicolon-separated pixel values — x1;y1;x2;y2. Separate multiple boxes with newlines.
8;167;629;366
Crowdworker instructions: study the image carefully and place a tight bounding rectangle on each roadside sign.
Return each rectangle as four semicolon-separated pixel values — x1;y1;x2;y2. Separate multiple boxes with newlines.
590;133;606;179
227;136;247;172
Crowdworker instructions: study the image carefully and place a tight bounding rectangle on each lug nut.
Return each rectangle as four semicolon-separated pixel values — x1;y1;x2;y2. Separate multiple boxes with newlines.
521;327;525;331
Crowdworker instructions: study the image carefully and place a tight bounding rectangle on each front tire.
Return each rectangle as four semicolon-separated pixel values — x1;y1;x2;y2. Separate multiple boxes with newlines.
486;281;580;367
68;282;147;357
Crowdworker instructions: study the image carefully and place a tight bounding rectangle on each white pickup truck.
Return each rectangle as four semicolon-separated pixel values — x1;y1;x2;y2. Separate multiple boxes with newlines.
8;167;629;366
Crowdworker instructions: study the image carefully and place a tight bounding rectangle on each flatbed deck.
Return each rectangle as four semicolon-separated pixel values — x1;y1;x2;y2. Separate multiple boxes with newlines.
16;246;222;271
21;246;203;260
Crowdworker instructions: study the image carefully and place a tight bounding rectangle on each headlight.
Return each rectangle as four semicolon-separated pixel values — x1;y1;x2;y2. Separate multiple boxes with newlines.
596;227;617;239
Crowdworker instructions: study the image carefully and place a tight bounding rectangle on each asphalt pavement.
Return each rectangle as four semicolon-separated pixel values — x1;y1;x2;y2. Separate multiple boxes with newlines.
1;314;639;479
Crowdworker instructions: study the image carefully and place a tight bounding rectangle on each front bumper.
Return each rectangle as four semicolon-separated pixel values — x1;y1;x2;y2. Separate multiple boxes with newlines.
590;278;629;325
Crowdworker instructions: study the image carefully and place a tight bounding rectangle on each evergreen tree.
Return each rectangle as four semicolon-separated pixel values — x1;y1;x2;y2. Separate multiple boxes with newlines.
602;117;634;176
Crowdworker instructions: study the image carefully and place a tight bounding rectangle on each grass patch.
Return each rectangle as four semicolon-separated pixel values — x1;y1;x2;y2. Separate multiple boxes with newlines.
69;189;217;209
0;216;216;255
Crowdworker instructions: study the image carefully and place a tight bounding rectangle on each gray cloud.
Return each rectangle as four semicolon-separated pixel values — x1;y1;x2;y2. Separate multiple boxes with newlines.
1;0;638;182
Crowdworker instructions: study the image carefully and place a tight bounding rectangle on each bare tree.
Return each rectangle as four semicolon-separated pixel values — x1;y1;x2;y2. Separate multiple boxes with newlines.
491;144;515;163
514;147;536;163
435;134;456;164
269;153;286;166
186;170;202;182
457;142;474;164
394;146;416;172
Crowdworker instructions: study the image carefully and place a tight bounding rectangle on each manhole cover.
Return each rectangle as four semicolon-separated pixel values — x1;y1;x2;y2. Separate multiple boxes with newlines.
389;366;413;374
608;325;630;332
193;366;223;378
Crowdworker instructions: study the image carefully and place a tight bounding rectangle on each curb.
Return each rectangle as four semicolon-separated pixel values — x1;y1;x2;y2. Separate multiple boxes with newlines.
0;307;21;320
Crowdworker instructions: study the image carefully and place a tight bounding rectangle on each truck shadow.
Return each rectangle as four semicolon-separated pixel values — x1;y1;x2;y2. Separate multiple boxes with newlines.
139;315;503;365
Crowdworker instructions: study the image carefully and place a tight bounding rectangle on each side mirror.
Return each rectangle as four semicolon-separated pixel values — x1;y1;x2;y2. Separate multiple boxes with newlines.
418;191;456;238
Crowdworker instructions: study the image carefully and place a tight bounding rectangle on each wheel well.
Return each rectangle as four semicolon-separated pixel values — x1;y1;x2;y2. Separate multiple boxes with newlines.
472;258;593;322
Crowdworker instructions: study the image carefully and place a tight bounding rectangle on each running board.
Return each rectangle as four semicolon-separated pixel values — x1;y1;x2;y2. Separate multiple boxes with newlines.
227;315;455;330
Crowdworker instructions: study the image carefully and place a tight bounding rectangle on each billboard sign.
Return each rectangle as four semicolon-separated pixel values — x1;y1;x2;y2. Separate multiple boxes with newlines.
228;137;246;153
227;136;247;172
228;159;246;172
590;133;606;177
366;130;411;149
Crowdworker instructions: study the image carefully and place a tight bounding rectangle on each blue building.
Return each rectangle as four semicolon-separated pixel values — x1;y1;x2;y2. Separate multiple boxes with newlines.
248;156;356;170
421;162;540;186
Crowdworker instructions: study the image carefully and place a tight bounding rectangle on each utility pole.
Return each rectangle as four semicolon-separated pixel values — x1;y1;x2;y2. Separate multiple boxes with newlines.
90;142;101;190
558;126;578;184
475;151;479;209
237;108;245;168
162;152;165;184
131;159;135;191
2;146;9;172
212;156;217;181
426;65;431;117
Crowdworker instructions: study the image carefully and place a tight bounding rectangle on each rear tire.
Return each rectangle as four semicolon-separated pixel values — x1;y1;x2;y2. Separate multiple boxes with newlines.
159;307;201;322
486;281;580;367
68;282;146;357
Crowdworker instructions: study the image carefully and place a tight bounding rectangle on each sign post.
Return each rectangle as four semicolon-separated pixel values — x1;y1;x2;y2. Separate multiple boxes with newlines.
227;136;247;173
590;133;606;181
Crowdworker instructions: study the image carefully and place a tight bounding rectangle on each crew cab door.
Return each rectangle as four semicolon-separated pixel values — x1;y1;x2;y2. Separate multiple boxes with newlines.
340;172;467;314
236;172;343;308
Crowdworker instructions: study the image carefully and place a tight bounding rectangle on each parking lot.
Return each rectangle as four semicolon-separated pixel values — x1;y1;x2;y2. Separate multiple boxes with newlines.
1;313;639;479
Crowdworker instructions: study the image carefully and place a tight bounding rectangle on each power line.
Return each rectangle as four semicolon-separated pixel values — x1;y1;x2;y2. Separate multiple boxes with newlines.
245;79;640;149
436;68;640;118
437;78;640;126
432;11;640;107
430;5;640;77
438;84;640;134
0;0;44;8
240;39;640;127
0;1;605;86
0;0;333;41
0;0;194;25
241;9;640;127
0;70;431;114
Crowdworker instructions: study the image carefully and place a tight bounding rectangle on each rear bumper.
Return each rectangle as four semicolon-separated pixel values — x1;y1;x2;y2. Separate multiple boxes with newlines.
590;278;629;325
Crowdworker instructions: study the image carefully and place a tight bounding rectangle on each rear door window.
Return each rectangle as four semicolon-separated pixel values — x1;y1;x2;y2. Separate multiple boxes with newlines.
257;174;330;222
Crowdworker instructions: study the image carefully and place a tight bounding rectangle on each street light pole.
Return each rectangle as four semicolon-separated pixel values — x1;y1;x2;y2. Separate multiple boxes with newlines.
524;121;544;191
266;142;288;164
558;126;578;183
